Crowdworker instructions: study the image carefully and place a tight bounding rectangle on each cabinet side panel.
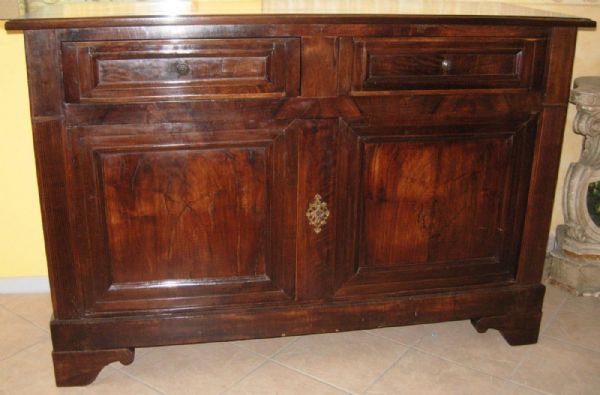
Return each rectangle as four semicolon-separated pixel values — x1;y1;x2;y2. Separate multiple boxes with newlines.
24;30;82;318
517;27;577;283
24;30;63;117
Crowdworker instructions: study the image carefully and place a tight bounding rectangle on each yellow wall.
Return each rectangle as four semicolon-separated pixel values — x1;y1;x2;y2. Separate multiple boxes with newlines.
0;21;47;276
0;1;599;277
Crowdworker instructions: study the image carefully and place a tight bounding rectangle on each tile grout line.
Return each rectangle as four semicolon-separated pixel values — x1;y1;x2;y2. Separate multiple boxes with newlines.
499;292;569;383
540;292;568;336
364;323;538;394
0;303;50;335
361;327;426;348
230;335;301;358
217;357;271;395
408;344;530;395
115;365;170;395
497;295;571;395
410;344;517;383
0;303;50;334
230;335;298;358
0;337;47;364
267;359;356;395
218;337;301;395
359;344;413;395
540;333;600;355
231;334;410;395
101;363;167;395
503;379;555;395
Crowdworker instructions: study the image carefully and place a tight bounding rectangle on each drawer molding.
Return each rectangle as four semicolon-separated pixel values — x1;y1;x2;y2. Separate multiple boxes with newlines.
62;38;301;102
345;37;547;93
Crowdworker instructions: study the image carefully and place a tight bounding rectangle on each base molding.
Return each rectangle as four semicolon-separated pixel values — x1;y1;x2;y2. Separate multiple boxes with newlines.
0;276;49;293
53;348;135;387
48;284;545;386
471;312;542;345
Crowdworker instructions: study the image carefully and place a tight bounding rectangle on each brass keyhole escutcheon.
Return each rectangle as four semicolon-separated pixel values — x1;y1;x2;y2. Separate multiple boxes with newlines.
306;194;330;234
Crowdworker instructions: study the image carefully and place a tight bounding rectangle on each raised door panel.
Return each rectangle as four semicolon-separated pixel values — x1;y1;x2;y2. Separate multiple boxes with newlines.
102;148;267;283
334;120;536;297
69;124;296;313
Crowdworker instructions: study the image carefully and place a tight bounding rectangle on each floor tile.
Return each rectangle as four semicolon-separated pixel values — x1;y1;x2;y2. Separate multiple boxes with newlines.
541;285;574;333
0;306;48;361
224;361;348;395
119;341;266;395
499;382;547;395
1;292;599;394
77;369;163;395
414;320;531;379
540;306;559;334
364;349;505;395
0;340;160;395
273;330;407;394
232;336;297;357
0;293;52;332
512;336;600;395
544;309;600;352
560;294;600;315
367;324;428;346
543;285;569;310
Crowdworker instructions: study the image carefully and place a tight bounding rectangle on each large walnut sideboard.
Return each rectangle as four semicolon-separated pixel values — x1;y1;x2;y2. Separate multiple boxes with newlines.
5;4;595;386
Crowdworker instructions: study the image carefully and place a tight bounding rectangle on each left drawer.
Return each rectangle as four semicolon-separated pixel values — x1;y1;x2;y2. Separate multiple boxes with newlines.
62;38;300;103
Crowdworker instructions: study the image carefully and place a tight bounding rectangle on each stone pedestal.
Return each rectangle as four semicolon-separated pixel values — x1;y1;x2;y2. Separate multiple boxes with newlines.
549;77;600;296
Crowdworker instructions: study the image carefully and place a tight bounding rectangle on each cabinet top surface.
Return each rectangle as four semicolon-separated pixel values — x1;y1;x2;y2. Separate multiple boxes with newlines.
5;0;595;30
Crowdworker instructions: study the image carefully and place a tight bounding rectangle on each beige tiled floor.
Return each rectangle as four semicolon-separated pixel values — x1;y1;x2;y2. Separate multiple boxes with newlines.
1;286;599;395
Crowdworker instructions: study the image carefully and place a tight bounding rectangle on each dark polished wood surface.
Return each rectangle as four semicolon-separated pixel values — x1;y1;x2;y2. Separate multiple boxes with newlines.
5;0;596;30
6;8;594;386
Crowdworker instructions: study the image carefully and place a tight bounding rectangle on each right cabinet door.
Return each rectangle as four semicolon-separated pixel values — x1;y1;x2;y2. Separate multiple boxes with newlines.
333;120;537;297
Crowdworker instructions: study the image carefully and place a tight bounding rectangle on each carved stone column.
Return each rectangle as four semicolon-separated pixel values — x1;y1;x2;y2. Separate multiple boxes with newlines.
549;77;600;296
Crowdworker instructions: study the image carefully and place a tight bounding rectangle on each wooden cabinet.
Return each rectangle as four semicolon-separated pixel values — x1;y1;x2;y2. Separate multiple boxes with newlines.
5;6;594;387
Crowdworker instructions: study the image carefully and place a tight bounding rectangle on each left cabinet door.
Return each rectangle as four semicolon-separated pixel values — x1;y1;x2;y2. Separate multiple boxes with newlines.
68;123;297;314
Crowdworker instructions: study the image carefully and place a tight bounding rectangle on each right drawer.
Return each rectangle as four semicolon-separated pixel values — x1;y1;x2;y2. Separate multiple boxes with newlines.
349;37;547;93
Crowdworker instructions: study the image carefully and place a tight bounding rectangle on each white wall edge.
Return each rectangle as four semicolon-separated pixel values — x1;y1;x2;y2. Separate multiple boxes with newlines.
0;276;49;293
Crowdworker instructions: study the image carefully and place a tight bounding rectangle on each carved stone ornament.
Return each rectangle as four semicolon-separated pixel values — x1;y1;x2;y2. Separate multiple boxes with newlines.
560;77;600;255
550;76;600;296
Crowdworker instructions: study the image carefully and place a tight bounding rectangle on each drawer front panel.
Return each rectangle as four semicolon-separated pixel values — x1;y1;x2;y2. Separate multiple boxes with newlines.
62;38;300;102
350;37;546;92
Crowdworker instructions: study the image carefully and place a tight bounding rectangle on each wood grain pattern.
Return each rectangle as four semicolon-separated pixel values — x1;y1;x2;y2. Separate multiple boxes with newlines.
517;27;579;284
332;121;536;297
101;146;268;283
52;348;134;386
294;120;338;300
62;38;300;102
301;37;339;97
5;14;595;31
69;124;294;312
362;136;508;266
49;284;546;351
352;37;546;92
